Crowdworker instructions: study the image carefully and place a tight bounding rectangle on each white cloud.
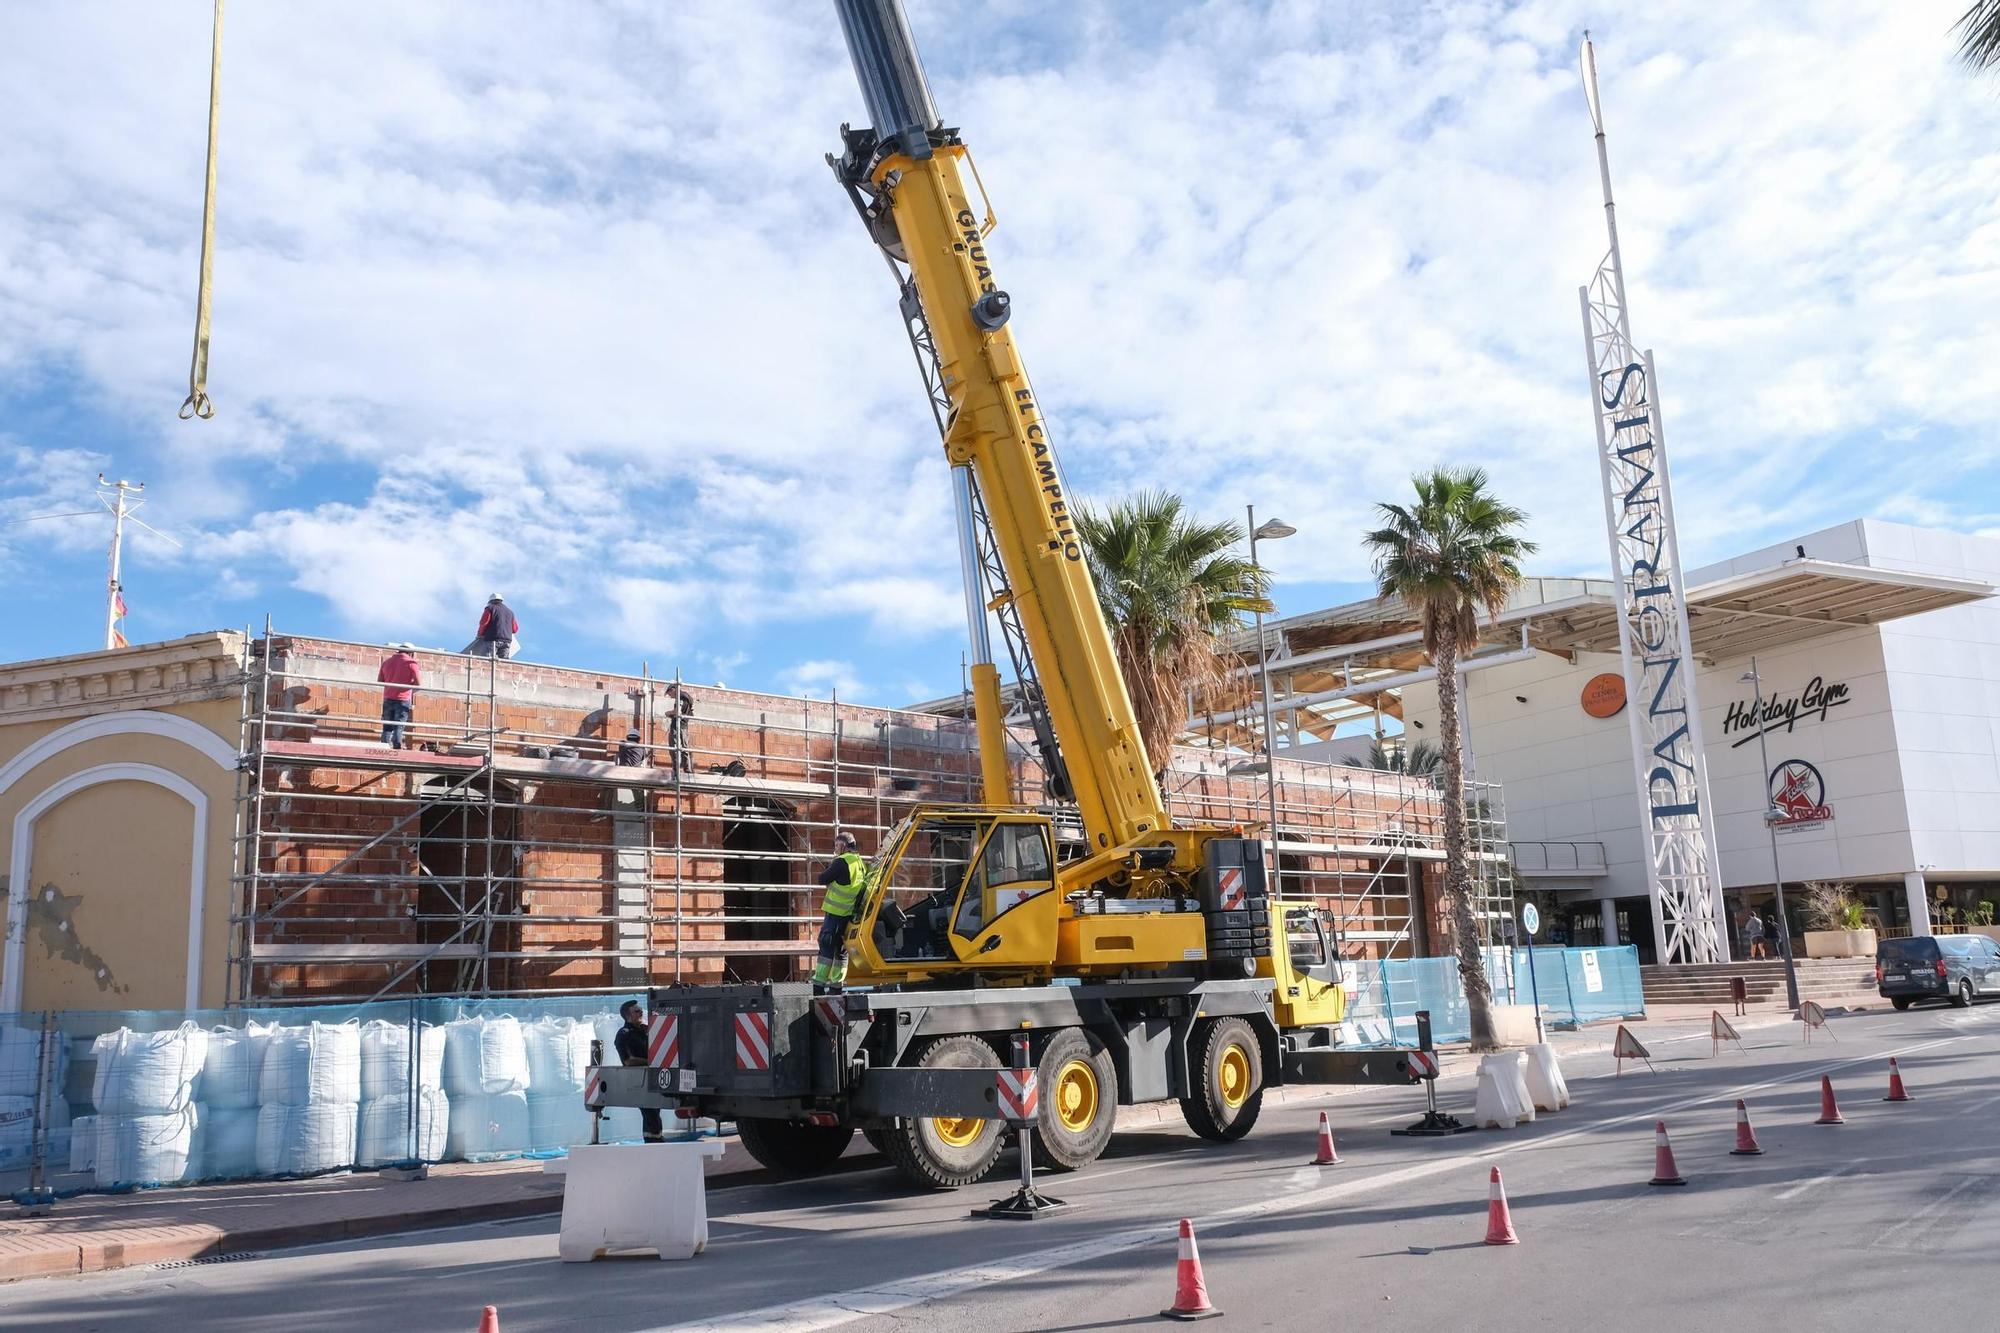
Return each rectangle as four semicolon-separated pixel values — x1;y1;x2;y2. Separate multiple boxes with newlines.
778;657;870;701
1;0;1996;666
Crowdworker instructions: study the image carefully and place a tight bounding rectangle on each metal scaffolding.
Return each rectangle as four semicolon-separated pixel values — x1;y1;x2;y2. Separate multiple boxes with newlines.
226;627;1508;1005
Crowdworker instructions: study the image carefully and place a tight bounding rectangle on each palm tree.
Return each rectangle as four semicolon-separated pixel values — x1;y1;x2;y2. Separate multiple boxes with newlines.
1363;738;1443;781
1076;491;1270;774
1957;1;2000;71
1362;467;1535;1053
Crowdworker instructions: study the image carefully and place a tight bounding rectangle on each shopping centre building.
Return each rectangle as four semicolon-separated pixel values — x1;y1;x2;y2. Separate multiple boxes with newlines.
1230;519;1999;962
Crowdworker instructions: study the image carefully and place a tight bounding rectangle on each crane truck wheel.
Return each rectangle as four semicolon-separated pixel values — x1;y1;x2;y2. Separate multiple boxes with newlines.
1180;1016;1264;1142
735;1117;856;1177
882;1034;1006;1189
1031;1028;1118;1172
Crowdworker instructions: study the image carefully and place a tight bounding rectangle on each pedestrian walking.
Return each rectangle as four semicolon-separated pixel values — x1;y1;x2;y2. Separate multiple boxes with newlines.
376;643;421;748
473;594;519;659
1745;910;1767;960
811;830;869;991
613;1000;665;1143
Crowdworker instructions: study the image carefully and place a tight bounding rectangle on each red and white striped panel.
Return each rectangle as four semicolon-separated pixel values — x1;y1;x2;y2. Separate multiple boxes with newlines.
1406;1050;1439;1080
813;998;844;1035
583;1068;604;1110
735;1010;772;1071
648;1013;680;1069
997;1068;1039;1121
1217;866;1246;911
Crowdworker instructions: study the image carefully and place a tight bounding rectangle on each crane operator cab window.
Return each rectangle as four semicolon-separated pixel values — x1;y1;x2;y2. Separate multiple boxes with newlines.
876;821;981;961
874;816;1056;963
953;821;1053;939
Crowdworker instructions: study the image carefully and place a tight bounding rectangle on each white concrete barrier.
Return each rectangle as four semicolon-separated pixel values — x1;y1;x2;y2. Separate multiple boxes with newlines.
1473;1052;1535;1129
558;1140;725;1262
1524;1043;1570;1111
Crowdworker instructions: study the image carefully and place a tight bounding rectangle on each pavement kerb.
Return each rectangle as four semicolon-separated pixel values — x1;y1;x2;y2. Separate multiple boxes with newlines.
0;1006;1847;1282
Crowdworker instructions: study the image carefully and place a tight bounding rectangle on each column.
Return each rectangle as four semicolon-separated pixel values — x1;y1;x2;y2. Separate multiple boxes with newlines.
1904;871;1932;937
1599;896;1619;947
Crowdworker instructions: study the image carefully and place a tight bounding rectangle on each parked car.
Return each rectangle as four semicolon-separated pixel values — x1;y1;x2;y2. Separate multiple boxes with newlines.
1876;934;2000;1009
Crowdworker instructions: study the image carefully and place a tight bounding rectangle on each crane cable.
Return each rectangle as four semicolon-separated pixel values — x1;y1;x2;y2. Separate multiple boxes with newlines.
179;0;223;420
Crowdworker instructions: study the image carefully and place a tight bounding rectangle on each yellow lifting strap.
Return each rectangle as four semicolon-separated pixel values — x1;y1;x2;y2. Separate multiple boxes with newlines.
180;0;223;421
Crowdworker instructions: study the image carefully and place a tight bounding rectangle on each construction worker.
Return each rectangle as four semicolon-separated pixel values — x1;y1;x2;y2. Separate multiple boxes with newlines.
473;594;519;659
665;684;693;772
811;830;868;990
376;643;421;748
617;728;649;767
612;1000;665;1143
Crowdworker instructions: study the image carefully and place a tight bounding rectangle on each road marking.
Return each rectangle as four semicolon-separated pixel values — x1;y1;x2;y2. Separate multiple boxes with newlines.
1875;1175;1989;1248
653;1028;1979;1333
1964;1092;2000;1115
1773;1165;1854;1202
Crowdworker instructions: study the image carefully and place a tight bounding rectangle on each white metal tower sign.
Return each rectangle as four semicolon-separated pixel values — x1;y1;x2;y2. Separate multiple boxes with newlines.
1577;36;1726;965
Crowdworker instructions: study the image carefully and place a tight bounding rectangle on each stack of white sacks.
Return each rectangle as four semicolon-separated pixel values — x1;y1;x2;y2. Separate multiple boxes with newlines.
0;1023;70;1171
194;1022;272;1178
256;1021;361;1175
443;1016;531;1157
357;1019;448;1167
93;1025;208;1185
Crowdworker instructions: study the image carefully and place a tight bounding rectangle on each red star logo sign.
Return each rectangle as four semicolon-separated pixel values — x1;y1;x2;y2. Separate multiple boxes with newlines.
1774;764;1818;820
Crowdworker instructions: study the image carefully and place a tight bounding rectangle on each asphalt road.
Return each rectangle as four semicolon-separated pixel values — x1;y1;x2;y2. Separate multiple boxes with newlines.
7;1000;1998;1332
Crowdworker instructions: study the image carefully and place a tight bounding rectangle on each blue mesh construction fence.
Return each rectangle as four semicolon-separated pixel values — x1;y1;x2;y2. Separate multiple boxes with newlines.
2;946;1645;1196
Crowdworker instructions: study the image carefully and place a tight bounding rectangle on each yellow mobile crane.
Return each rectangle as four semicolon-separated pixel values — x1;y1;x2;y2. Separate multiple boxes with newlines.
593;0;1387;1190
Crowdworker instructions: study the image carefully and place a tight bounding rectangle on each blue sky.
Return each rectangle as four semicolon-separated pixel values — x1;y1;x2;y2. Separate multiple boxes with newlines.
3;1;1996;706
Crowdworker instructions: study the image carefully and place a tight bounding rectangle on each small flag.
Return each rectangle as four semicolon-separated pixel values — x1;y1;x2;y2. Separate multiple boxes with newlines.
112;586;128;618
111;628;129;649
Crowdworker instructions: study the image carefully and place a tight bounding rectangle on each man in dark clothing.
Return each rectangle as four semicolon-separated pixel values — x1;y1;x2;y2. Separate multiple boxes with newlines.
474;594;519;659
612;999;664;1143
376;643;421;748
617;728;649;767
665;684;693;772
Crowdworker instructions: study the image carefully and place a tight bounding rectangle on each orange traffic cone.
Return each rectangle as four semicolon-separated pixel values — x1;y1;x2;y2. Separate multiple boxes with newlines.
1648;1120;1687;1186
1308;1111;1341;1166
1883;1058;1913;1103
1729;1099;1763;1156
1160;1218;1222;1321
1815;1074;1845;1125
1483;1166;1519;1245
477;1307;499;1333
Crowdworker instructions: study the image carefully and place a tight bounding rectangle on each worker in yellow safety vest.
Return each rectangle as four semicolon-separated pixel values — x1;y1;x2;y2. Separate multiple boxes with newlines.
811;830;868;991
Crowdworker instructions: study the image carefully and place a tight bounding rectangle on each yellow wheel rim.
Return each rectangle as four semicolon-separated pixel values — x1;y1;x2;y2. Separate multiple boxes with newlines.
1055;1058;1099;1133
931;1116;983;1148
1219;1044;1252;1109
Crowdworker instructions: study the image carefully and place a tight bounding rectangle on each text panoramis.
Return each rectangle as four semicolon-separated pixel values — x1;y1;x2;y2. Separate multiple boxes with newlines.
1599;360;1698;826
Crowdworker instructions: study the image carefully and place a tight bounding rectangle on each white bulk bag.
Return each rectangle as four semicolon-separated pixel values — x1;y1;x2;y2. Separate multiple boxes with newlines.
95;1106;199;1185
92;1025;209;1116
0;1023;65;1100
357;1090;450;1167
0;1095;36;1168
442;1017;529;1097
359;1020;446;1099
524;1017;594;1095
255;1101;359;1176
196;1023;273;1110
196;1104;262;1180
445;1089;530;1159
69;1114;97;1173
258;1022;363;1106
525;1092;599;1153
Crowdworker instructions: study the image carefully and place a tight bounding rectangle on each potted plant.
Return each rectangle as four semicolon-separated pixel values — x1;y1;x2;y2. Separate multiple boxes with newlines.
1801;881;1877;958
1969;901;2000;946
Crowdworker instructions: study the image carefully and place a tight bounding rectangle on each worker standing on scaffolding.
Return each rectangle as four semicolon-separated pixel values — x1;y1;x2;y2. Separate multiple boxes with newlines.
811;830;867;991
472;594;519;659
376;643;421;749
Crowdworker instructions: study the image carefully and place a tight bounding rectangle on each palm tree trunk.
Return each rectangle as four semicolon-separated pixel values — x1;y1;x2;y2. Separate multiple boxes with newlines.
1432;635;1498;1051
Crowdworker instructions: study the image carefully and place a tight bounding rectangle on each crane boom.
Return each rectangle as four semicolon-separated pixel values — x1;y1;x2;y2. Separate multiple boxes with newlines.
830;0;1171;856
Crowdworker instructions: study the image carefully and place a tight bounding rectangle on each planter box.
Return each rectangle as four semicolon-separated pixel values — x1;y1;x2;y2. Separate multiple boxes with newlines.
1804;928;1877;959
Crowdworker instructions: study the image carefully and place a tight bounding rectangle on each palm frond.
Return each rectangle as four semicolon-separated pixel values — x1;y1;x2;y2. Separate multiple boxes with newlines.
1957;0;2000;71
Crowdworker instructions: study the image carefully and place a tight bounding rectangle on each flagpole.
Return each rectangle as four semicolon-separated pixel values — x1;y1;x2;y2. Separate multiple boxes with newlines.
1580;33;1632;342
100;475;142;650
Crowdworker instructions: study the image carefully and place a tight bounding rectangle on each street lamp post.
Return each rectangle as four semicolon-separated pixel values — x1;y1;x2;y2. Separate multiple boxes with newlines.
1246;505;1296;897
1742;655;1802;1012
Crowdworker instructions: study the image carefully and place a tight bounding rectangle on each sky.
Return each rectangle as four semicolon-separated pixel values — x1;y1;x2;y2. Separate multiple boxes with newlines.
2;0;1997;709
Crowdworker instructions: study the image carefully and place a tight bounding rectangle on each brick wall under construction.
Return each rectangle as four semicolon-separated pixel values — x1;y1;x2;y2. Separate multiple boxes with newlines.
232;634;1470;1004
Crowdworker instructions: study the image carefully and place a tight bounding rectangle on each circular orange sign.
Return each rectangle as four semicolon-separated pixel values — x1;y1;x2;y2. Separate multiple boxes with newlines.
1581;673;1627;718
